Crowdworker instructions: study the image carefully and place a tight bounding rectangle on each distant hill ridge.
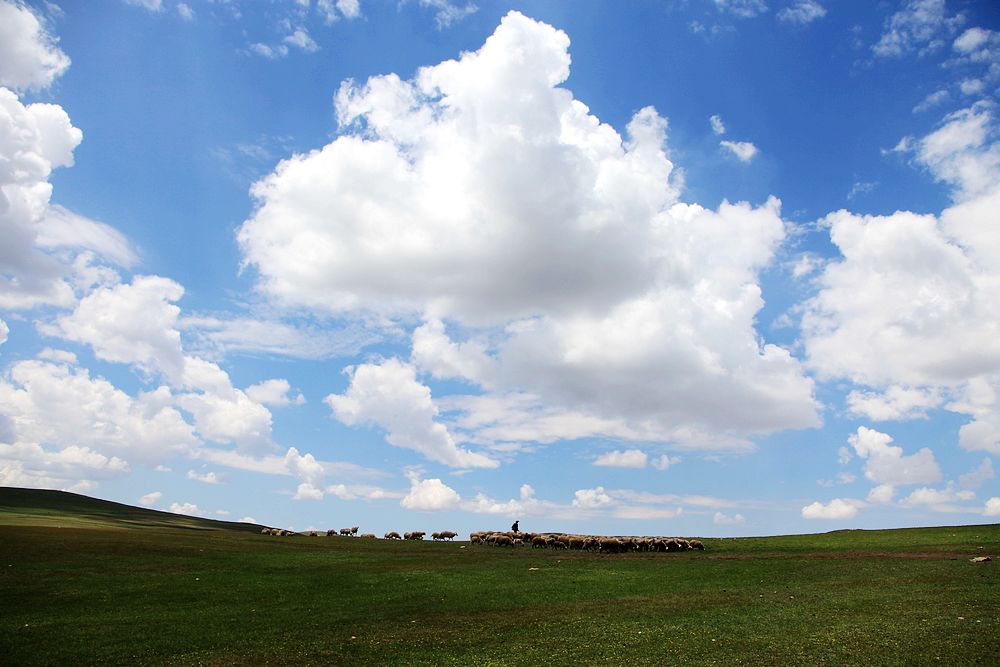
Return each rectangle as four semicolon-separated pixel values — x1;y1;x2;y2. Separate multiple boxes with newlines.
0;486;265;532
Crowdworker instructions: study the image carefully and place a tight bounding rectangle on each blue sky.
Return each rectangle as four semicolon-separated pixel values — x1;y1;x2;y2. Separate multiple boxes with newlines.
2;0;1000;537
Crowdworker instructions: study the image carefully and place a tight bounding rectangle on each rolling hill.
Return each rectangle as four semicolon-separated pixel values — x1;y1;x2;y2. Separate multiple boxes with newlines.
0;486;265;532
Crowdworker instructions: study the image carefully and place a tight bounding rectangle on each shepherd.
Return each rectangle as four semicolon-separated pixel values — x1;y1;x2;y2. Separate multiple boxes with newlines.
511;520;519;533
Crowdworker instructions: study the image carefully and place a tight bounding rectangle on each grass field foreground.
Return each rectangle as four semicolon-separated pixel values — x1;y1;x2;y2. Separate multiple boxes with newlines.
1;489;999;665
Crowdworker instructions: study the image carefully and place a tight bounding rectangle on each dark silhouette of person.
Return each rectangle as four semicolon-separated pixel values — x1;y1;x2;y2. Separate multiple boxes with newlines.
511;520;519;533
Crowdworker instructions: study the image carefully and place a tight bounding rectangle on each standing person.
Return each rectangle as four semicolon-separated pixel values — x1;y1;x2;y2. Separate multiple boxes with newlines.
511;520;519;533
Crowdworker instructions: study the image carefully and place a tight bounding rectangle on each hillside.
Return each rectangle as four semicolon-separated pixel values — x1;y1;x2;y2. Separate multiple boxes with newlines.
0;486;265;532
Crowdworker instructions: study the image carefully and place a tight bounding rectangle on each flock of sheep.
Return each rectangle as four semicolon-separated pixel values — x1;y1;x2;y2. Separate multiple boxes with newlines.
470;531;705;553
259;526;704;553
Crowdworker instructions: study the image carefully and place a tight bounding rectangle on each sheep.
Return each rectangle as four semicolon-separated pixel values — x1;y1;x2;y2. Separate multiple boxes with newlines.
494;535;514;547
350;526;359;536
326;529;336;537
404;531;425;540
384;531;402;540
440;531;458;540
340;528;353;536
470;534;483;544
512;538;523;546
360;533;376;539
532;536;547;549
689;539;705;550
261;528;272;535
309;531;318;537
569;536;586;550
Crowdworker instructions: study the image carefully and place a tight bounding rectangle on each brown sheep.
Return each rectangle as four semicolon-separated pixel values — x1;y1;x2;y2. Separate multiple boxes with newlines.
440;531;458;540
689;539;705;550
360;533;376;539
261;528;272;535
404;531;425;540
494;535;514;547
532;536;547;549
326;529;336;537
384;531;402;540
350;526;359;536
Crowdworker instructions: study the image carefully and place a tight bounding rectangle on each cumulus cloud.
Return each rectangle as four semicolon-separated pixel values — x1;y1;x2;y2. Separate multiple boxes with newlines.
867;484;895;504
651;454;681;470
777;1;826;25
0;87;86;310
400;472;461;511
186;469;221;484
709;114;726;135
0;0;71;91
713;511;745;525
317;0;360;23
0;357;197;469
847;386;941;421
176;3;193;21
326;358;497;468
246;379;305;407
899;484;975;512
0;319;7;345
801;498;863;520
240;11;819;452
720;140;758;162
985;497;1000;516
593;449;648;468
138;491;162;506
169;501;199;516
572;486;613;509
847;426;941;486
462;483;540;516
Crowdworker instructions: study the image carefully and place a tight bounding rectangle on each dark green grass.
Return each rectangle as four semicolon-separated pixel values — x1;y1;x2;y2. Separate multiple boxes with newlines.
1;489;999;665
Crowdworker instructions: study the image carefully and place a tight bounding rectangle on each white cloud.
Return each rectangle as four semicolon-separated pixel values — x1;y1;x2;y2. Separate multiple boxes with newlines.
615;506;683;520
214;510;229;516
837;446;852;465
138;491;162;506
958;457;994;489
239;12;819;450
0;357;197;467
248;43;288;60
847;386;942;421
846;180;878;200
913;89;950;114
777;1;826;25
709;114;726;135
954;27;992;55
400;473;461;511
186;469;221;484
848;426;941;486
959;78;984;96
899;484;975;512
293;482;324;501
45;276;186;380
713;0;768;19
872;0;963;59
867;484;895;504
572;486;613;509
326;358;497;468
0;88;85;310
0;319;7;345
283;29;319;54
239;516;257;523
713;511;745;525
720;140;758;162
0;0;71;91
36;206;139;268
245;379;305;407
317;0;360;23
651;454;681;471
462;483;541;516
420;0;478;29
593;449;647;468
124;0;163;12
326;483;403;501
801;498;863;520
169;501;199;516
985;497;1000;516
176;3;194;21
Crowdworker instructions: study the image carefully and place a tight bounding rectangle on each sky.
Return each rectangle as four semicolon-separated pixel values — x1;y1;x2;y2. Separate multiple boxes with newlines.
2;0;1000;537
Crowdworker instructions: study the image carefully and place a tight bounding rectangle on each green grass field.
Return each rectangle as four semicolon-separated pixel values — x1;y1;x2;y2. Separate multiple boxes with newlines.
2;487;999;665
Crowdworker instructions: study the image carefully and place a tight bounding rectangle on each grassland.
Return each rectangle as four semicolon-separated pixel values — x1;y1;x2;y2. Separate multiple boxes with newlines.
1;488;999;665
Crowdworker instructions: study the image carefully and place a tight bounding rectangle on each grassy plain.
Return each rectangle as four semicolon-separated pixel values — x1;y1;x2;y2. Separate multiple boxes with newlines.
1;488;999;665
